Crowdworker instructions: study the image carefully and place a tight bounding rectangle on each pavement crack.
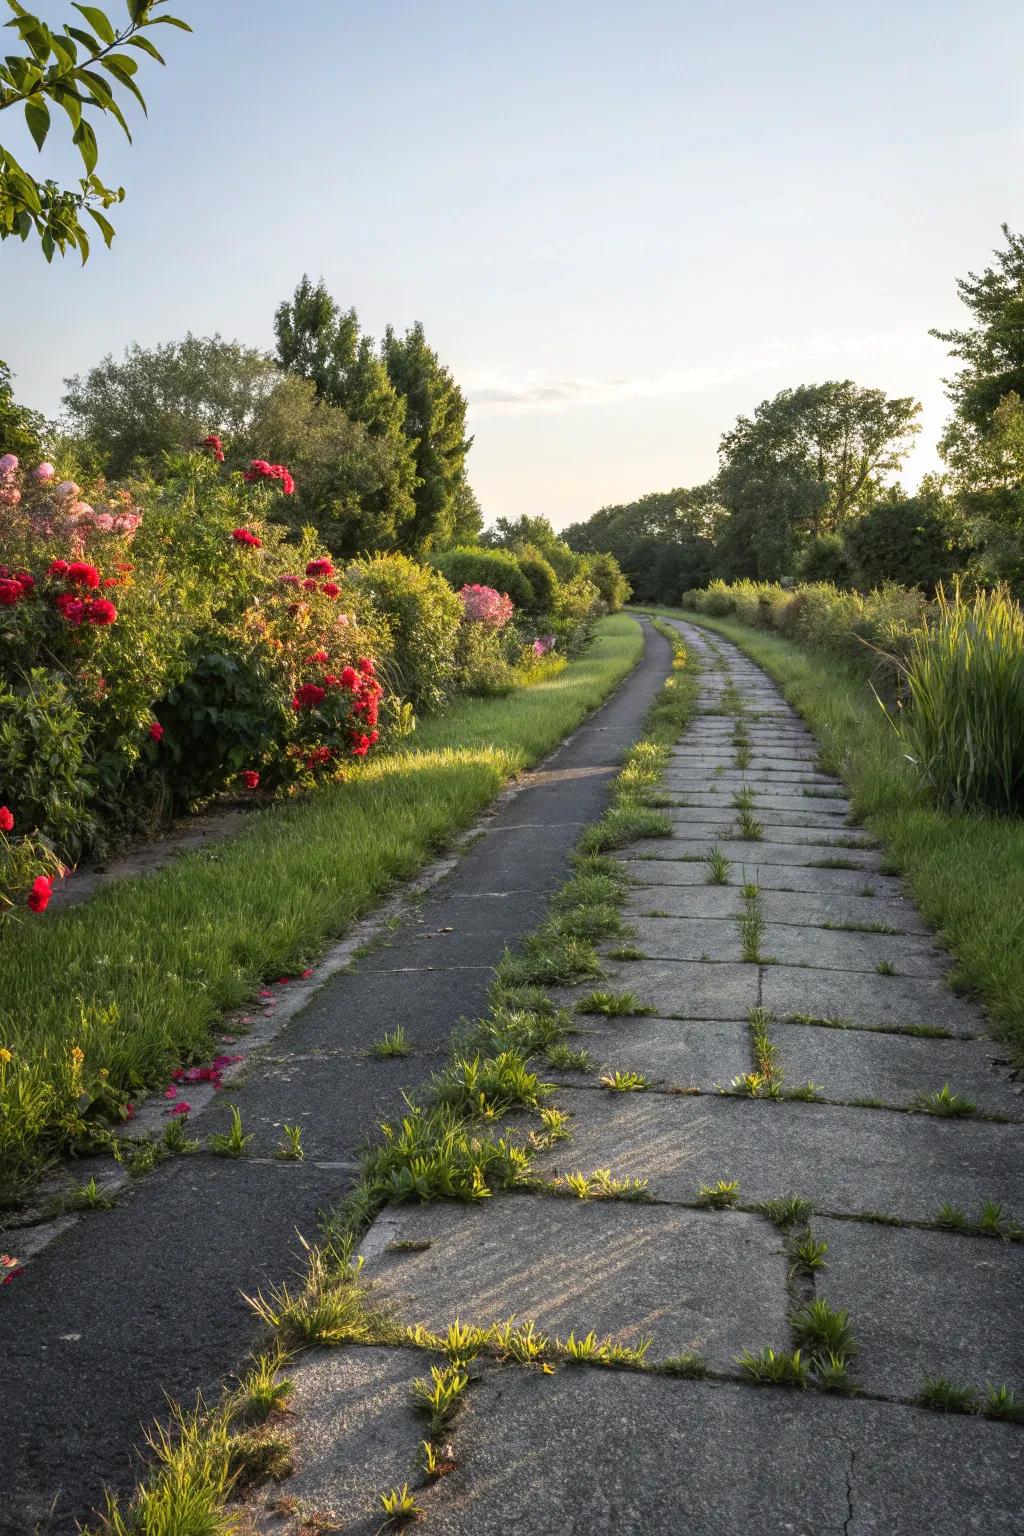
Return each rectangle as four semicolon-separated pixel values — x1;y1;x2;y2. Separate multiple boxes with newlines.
844;1450;856;1534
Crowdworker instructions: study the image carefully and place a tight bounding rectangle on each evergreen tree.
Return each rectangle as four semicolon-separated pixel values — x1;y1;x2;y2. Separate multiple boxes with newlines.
382;321;473;552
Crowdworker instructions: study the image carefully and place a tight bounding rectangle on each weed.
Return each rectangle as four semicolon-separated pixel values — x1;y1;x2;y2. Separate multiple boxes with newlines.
545;1043;593;1073
232;1351;293;1424
362;1103;533;1204
247;1250;389;1349
735;806;764;841
600;1070;648;1093
227;1431;293;1495
738;885;770;965
808;858;860;870
977;1200;1010;1236
789;1232;828;1273
791;1299;857;1362
579;806;672;854
557;1330;651;1367
704;846;731;885
555;1168;649;1201
120;1138;164;1177
369;1027;413;1059
431;1051;549;1118
810;1351;854;1392
530;1107;572;1147
488;1317;551;1365
411;1362;470;1432
918;1375;980;1414
737;1347;809;1387
756;1194;814;1229
785;1080;824;1102
909;1084;977;1118
274;1124;305;1161
933;1202;969;1231
984;1384;1024;1423
378;1484;423;1528
822;920;902;934
418;1439;457;1479
658;1352;709;1379
731;788;758;810
497;933;603;989
695;1179;740;1209
876;958;896;976
389;1239;433;1254
608;944;645;961
162;1117;200;1155
207;1105;253;1160
60;1176;117;1212
577;990;653;1017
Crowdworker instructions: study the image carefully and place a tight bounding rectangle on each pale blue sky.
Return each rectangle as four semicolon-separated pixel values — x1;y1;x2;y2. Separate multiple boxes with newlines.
3;0;1020;527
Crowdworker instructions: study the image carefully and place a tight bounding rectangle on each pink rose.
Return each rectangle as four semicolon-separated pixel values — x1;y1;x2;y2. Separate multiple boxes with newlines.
56;480;80;498
0;453;18;475
93;513;114;531
34;462;55;481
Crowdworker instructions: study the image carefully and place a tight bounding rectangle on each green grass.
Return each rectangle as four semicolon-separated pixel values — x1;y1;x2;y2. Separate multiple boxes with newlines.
637;606;1024;1058
0;615;644;1204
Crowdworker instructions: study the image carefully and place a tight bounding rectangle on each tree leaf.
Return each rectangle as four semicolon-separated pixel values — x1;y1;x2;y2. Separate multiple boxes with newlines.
72;4;117;45
87;204;115;246
53;83;84;129
149;14;192;29
64;24;103;54
23;94;50;151
73;117;98;173
126;32;163;62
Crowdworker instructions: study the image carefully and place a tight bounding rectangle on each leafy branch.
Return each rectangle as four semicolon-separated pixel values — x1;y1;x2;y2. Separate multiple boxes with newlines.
0;0;191;261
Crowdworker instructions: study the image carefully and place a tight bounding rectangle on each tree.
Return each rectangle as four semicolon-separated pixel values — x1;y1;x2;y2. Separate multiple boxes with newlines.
382;321;473;552
0;1;190;262
932;225;1024;436
482;513;577;580
0;360;46;460
843;481;966;593
62;335;283;477
562;483;723;601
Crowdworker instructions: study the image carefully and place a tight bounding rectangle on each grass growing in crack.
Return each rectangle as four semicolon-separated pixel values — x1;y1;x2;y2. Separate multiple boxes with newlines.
909;1084;977;1118
732;1007;782;1098
431;1051;551;1117
83;1402;238;1536
554;1168;650;1201
695;1179;740;1208
231;1350;293;1425
789;1231;829;1273
360;1103;534;1205
608;944;645;961
488;1317;551;1364
791;1299;857;1363
369;1026;414;1059
731;787;758;811
226;1431;293;1496
658;1352;709;1379
207;1105;253;1160
704;846;731;885
530;1107;571;1146
496;932;603;989
600;1069;648;1092
737;1346;809;1387
918;1376;980;1414
737;885;770;965
557;1330;652;1367
162;1117;200;1155
545;1042;594;1073
984;1384;1024;1422
735;806;764;841
247;1250;393;1349
756;1194;815;1228
273;1124;305;1161
876;958;897;976
822;920;903;934
412;1364;470;1432
58;1176;117;1212
378;1484;423;1528
578;805;673;854
934;1202;969;1231
576;989;654;1017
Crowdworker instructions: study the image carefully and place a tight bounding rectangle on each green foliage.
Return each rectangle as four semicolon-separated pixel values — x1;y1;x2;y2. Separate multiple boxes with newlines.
0;0;191;262
0;668;95;855
428;545;536;612
348;550;463;713
514;547;559;612
797;533;856;587
481;514;578;580
0;362;46;461
891;585;1024;813
577;550;632;611
382;321;472;552
843;484;965;593
562;485;721;604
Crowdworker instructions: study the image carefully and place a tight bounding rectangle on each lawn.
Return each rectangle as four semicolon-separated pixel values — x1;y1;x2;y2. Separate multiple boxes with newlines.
634;604;1024;1057
0;614;645;1203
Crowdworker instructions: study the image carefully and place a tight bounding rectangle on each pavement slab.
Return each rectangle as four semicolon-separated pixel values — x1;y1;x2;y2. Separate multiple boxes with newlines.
417;1368;1024;1536
762;964;986;1035
547;1014;752;1089
815;1217;1024;1399
536;1089;1023;1221
358;1195;789;1369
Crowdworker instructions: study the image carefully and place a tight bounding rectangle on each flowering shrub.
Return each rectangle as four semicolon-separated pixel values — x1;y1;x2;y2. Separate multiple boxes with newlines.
532;634;556;657
459;583;515;628
0;446;390;890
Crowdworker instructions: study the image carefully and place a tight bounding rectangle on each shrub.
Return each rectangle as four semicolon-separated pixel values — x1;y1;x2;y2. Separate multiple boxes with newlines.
347;551;462;714
428;546;535;612
578;551;631;612
892;584;1024;814
797;534;856;587
844;489;965;593
0;670;95;857
452;620;519;696
458;584;514;628
552;573;602;656
515;547;559;613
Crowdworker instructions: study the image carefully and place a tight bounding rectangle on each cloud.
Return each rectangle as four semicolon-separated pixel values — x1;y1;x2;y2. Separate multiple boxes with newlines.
465;332;937;416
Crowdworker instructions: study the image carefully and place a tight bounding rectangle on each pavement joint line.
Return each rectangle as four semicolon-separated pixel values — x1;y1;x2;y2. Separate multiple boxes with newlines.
545;1079;1021;1124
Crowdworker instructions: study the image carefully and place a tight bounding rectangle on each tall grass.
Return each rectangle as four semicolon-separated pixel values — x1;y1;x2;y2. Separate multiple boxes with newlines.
894;586;1024;815
0;615;644;1205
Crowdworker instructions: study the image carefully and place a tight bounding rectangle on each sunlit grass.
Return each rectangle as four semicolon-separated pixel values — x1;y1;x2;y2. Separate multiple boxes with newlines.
0;616;644;1203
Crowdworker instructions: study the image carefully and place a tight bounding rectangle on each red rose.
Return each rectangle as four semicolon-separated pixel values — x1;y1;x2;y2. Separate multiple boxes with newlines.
306;650;329;665
320;582;340;598
55;593;86;626
102;577;119;588
292;683;327;711
239;769;260;789
27;875;53;913
359;657;375;676
67;562;100;588
14;571;34;594
0;579;21;605
306;558;333;577
48;559;69;578
340;665;359;689
0;806;13;832
85;597;117;626
149;720;164;742
302;578;317;592
232;528;262;547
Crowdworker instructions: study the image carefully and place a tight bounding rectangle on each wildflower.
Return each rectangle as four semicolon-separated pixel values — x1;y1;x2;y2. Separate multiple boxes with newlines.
306;650;329;665
55;593;86;626
277;573;301;588
0;1047;12;1063
232;527;262;548
339;665;359;689
0;807;13;832
149;720;164;742
0;453;18;474
102;577;119;588
306;558;333;577
458;584;514;628
302;578;318;592
239;769;260;789
56;480;80;498
1;1255;24;1285
27;875;53;913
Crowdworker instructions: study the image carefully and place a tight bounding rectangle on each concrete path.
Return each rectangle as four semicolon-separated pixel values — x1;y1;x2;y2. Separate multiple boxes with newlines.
269;619;1024;1535
0;624;673;1535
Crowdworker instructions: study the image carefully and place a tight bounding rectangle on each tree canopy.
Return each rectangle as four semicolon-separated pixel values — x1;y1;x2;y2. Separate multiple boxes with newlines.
382;321;473;552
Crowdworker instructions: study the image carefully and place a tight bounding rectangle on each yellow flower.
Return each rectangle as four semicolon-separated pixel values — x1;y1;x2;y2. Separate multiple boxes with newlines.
70;1046;85;1069
0;1047;12;1064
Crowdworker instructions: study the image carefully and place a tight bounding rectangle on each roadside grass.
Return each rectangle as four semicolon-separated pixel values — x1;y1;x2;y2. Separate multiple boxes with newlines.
0;615;645;1205
634;606;1024;1058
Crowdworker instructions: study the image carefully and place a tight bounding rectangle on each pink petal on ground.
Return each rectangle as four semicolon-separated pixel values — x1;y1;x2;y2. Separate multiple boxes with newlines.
163;1087;178;1099
301;969;314;979
275;977;290;985
171;1068;184;1081
258;989;272;999
169;1102;191;1117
